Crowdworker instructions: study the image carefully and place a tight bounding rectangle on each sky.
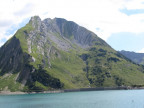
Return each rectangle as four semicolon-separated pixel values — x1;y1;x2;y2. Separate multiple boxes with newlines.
0;0;144;52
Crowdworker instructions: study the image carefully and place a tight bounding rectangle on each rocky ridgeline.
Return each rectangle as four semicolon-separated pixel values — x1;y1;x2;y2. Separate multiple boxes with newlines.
30;16;108;50
0;16;144;92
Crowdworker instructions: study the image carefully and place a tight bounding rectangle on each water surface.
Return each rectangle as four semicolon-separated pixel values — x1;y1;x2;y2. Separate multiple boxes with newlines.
0;90;144;108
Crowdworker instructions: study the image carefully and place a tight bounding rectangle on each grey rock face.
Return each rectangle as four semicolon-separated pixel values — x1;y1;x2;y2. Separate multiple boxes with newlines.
0;36;32;85
0;37;24;75
30;16;42;31
29;16;109;51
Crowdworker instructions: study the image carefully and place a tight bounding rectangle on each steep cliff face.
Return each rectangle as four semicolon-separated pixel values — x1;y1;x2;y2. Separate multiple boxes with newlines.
0;37;23;75
0;36;31;83
0;16;144;92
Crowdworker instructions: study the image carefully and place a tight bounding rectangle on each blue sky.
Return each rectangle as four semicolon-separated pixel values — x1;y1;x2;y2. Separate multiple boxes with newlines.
0;17;30;45
0;0;144;52
5;18;30;36
120;8;144;16
107;32;144;52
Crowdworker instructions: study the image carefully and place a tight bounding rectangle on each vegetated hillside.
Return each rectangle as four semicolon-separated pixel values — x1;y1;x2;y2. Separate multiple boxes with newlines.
0;16;144;92
119;50;144;65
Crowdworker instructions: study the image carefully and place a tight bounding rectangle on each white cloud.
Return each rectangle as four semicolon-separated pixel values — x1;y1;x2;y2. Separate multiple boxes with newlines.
137;48;144;53
14;3;34;16
0;0;144;46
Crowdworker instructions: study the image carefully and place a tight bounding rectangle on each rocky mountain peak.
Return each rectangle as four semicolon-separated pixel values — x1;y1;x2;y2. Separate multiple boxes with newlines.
27;16;108;50
30;16;41;23
30;16;42;31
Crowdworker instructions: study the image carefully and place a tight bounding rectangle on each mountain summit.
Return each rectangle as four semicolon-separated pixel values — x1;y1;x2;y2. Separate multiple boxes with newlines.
0;16;144;92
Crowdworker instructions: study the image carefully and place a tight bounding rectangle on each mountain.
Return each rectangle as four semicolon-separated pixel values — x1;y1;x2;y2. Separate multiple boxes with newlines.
0;16;144;92
119;50;144;65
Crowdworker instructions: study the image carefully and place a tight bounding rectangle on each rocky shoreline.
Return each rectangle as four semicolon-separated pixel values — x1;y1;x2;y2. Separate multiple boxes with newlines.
1;87;144;95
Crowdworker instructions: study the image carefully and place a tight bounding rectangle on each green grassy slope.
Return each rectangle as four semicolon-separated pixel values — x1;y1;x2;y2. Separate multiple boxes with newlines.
0;74;22;92
83;46;144;87
1;16;144;92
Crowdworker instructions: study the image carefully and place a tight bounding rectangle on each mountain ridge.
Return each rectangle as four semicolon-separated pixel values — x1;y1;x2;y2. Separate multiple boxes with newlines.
119;50;144;65
0;16;144;92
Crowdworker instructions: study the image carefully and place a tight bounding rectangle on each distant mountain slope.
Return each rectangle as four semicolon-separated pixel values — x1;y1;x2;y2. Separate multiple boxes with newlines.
0;16;144;92
119;50;144;65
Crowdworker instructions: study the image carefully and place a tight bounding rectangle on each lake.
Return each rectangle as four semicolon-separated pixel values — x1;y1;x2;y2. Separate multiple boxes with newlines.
0;90;144;108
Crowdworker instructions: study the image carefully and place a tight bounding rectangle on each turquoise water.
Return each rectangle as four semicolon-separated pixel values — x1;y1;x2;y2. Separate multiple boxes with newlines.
0;90;144;108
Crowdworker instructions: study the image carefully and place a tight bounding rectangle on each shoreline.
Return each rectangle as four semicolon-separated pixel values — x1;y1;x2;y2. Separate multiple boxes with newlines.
1;86;144;95
0;90;65;95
